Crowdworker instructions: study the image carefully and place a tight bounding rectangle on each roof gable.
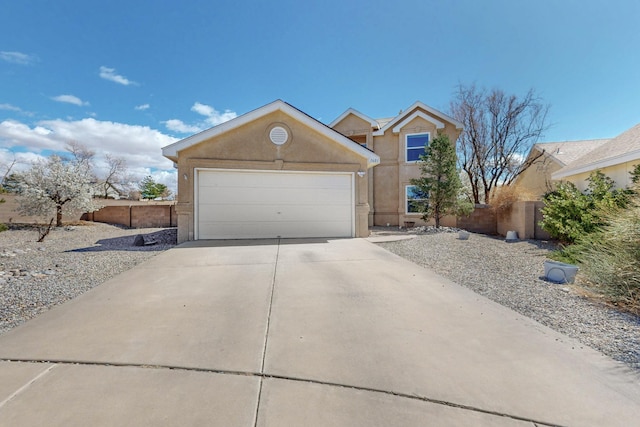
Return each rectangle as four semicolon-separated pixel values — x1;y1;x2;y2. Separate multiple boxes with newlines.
162;100;380;168
372;101;463;136
328;108;379;129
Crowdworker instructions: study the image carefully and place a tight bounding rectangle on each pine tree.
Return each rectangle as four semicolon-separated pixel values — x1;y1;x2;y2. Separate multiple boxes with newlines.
410;133;469;228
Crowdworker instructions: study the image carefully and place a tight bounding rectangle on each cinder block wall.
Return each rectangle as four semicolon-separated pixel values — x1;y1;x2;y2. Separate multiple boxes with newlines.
0;197;177;229
86;203;177;228
457;205;497;234
131;205;174;228
91;206;131;227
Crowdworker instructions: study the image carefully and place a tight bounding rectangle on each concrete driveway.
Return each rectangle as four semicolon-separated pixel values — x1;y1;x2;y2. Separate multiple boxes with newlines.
0;238;639;426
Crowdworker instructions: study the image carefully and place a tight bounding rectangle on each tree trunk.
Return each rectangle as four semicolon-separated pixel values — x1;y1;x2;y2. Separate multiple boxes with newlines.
56;205;63;227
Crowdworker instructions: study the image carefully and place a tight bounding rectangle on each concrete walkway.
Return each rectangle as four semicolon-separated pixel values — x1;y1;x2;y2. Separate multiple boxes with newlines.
0;238;639;426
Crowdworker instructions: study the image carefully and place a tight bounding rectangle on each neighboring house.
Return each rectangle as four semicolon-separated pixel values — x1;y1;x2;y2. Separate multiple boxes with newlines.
161;99;461;243
329;101;463;228
515;139;610;198
162;100;380;243
552;123;640;191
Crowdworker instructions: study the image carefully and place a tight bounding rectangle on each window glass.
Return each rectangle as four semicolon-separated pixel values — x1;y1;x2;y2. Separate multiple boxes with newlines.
406;185;429;213
406;133;429;162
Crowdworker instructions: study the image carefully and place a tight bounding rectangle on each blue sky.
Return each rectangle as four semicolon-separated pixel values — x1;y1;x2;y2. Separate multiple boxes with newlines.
1;0;639;193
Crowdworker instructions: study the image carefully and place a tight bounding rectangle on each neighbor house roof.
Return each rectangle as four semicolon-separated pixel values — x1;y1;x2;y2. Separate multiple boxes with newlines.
162;99;381;168
553;123;640;179
532;139;610;167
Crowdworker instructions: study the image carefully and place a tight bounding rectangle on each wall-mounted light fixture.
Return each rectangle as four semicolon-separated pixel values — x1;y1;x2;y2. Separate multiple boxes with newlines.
183;174;188;180
357;170;366;178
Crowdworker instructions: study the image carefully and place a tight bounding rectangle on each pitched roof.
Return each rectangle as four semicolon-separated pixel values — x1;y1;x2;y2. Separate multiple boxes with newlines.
532;139;610;167
328;107;379;129
162;99;381;168
372;101;463;136
553;123;640;179
329;101;463;135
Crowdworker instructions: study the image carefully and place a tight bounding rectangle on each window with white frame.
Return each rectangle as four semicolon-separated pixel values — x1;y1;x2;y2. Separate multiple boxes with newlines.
405;132;430;163
406;185;429;214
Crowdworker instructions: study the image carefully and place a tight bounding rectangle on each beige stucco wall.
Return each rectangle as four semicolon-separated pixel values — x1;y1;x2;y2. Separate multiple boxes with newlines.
334;108;461;227
514;150;563;198
562;160;639;192
173;110;371;243
332;115;372;137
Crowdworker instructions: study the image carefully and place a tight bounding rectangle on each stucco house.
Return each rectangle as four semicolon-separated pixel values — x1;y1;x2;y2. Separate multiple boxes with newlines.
516;122;640;197
162;99;462;243
551;123;640;191
162;100;380;243
329;101;463;227
514;139;609;198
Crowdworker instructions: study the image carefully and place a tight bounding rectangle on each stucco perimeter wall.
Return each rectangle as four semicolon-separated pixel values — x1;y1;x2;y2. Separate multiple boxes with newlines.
496;201;550;240
0;194;84;224
174;110;371;243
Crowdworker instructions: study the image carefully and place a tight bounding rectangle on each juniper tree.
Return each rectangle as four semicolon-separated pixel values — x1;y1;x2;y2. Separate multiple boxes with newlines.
410;133;472;228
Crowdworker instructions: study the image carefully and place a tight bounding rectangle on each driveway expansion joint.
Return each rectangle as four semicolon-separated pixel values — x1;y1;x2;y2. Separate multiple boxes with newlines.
0;363;56;410
253;237;281;427
0;358;563;426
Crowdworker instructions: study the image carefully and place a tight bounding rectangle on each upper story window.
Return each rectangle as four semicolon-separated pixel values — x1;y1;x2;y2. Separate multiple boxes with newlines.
405;132;430;163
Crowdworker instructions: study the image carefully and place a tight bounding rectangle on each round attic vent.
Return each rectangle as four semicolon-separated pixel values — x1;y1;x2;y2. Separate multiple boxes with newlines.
269;126;288;145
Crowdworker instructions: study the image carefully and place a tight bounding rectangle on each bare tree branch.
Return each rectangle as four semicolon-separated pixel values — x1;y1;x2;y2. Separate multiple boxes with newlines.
450;84;550;204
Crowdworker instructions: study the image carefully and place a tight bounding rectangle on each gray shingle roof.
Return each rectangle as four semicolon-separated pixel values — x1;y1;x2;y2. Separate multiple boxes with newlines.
554;123;640;177
533;139;610;166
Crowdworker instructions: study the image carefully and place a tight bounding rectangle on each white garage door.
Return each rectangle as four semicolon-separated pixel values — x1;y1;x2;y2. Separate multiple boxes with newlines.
196;169;354;239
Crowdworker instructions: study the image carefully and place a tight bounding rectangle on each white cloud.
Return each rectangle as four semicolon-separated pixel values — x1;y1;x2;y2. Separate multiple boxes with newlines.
0;103;21;112
192;102;237;126
0;118;178;176
164;102;237;134
135;104;150;111
163;119;202;134
0;51;37;65
99;66;137;86
52;94;89;106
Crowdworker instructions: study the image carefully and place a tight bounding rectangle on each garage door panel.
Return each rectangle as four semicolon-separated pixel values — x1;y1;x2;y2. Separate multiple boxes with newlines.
197;170;354;239
198;187;352;205
199;171;351;190
199;203;352;223
198;220;352;239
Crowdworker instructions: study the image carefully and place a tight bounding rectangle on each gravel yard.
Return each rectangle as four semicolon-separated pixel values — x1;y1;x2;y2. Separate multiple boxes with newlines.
377;228;640;371
0;222;176;334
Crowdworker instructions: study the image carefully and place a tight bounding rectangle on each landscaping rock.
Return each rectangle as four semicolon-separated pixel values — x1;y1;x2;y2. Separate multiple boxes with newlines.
133;234;145;246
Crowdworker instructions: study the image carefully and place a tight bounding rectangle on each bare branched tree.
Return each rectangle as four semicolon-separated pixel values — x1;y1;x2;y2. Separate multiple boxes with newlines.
66;141;95;167
450;84;550;204
1;156;17;187
99;154;132;198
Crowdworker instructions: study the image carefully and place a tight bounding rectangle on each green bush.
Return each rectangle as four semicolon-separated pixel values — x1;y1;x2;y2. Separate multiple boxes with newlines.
567;196;640;313
0;223;7;233
539;170;630;243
